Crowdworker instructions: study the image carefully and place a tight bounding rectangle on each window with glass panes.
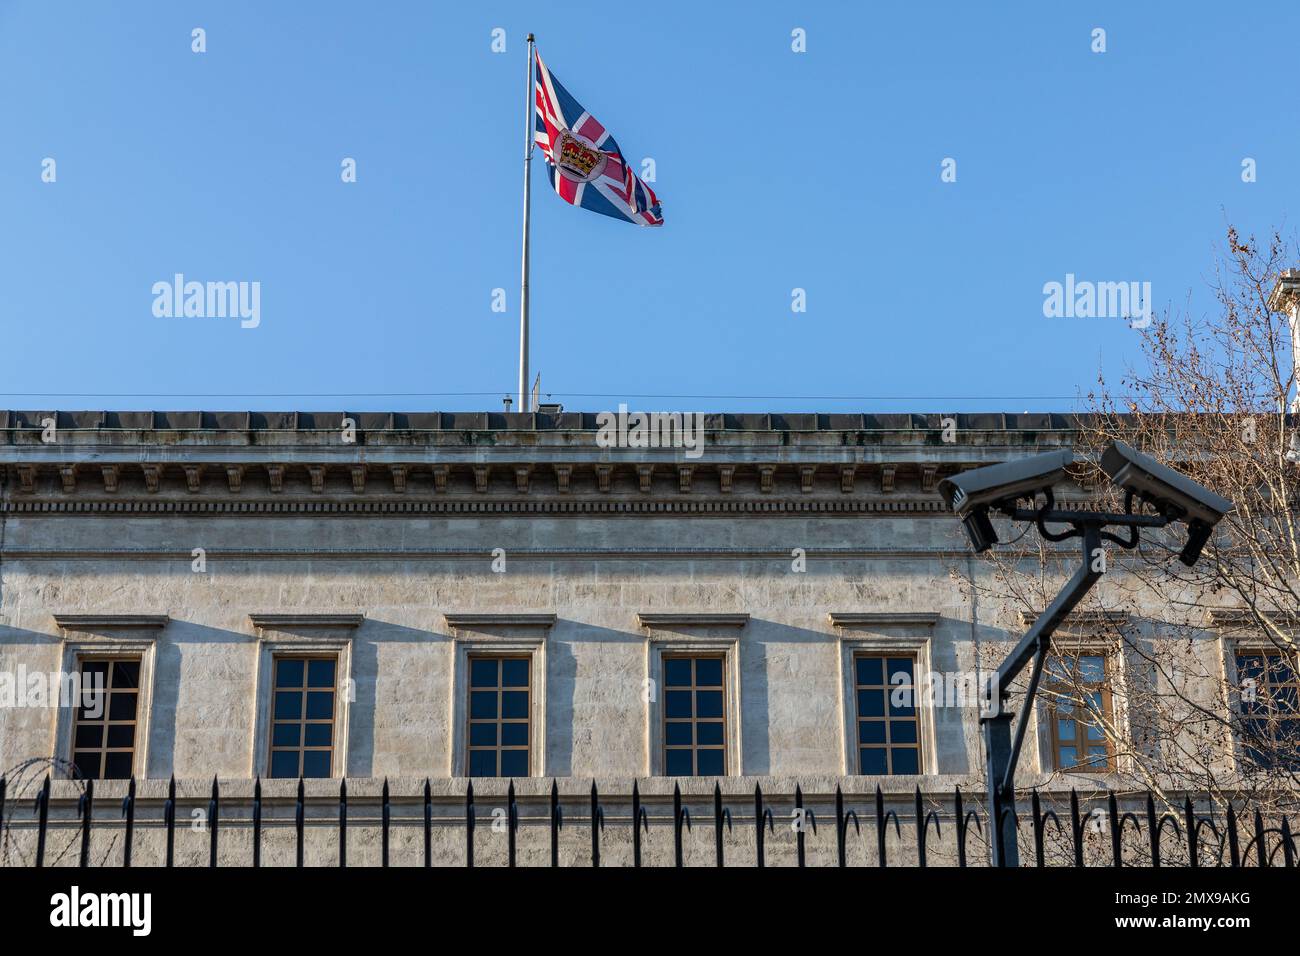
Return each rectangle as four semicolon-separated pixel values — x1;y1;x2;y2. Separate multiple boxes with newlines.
71;658;140;780
1236;650;1300;769
269;656;337;778
853;653;921;775
1045;654;1112;771
663;655;726;776
467;656;530;777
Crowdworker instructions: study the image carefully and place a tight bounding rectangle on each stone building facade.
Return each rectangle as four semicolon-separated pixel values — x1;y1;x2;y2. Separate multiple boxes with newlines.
0;410;1269;865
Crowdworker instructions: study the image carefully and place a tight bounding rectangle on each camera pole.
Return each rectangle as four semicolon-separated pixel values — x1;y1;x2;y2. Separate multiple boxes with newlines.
978;495;1170;867
982;524;1102;867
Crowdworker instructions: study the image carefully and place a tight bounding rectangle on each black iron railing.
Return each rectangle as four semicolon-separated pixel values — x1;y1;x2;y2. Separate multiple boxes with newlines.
1;772;1296;868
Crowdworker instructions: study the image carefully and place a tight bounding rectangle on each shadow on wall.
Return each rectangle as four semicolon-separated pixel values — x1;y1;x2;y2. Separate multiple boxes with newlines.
346;620;449;778
738;620;813;776
150;622;256;778
0;626;65;774
544;621;646;778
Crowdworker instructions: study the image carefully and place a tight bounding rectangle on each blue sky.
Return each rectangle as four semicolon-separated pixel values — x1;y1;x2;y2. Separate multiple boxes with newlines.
1;0;1296;414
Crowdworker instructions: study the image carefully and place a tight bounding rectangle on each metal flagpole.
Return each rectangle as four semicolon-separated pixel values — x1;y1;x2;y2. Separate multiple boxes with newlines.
518;33;536;411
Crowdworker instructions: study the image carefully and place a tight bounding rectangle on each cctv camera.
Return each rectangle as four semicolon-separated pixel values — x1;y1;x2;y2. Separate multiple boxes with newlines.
1100;440;1233;565
937;450;1076;552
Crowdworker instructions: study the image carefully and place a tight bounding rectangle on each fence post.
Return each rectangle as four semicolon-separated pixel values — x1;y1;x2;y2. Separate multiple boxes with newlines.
956;786;981;869
382;778;391;868
632;781;648;868
295;777;305;868
836;785;860;868
1069;789;1085;867
914;786;939;868
78;777;93;868
253;777;262;868
673;783;692;867
1031;789;1047;868
465;781;475;868
164;775;175;868
550;780;562;867
874;785;899;867
33;775;50;868
590;781;603;868
424;778;432;868
1108;792;1121;867
121;778;136;868
507;781;517;868
795;785;807;868
714;783;732;867
1255;809;1269;868
1226;803;1240;867
208;776;219;867
339;779;348;868
754;784;774;868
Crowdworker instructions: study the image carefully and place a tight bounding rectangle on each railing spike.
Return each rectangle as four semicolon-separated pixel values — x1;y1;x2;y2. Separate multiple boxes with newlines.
632;780;646;868
1255;809;1269;868
164;774;176;868
78;777;94;868
381;778;390;868
34;775;50;868
507;780;517;868
466;780;476;868
550;779;562;868
714;782;731;867
1069;789;1084;867
423;778;432;868
1226;802;1240;867
207;775;219;867
590;780;603;868
339;778;348;868
121;777;136;868
295;777;305;868
252;777;262;868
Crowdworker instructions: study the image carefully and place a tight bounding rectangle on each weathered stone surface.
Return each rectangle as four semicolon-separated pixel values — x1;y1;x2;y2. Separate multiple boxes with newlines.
0;412;1243;864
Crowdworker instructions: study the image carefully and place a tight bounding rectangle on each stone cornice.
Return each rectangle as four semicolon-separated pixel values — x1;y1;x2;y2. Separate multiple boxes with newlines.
1016;609;1130;630
828;612;941;629
1205;608;1297;632
0;495;951;516
0;458;1005;500
53;614;169;632
249;613;364;631
444;613;557;628
637;613;750;628
0;409;1091;436
2;546;980;562
443;614;557;639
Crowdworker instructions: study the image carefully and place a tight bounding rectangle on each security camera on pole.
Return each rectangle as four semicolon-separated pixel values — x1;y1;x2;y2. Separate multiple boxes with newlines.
938;441;1233;867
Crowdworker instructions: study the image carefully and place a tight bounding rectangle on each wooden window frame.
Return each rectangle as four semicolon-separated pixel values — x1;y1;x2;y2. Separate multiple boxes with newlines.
831;616;938;776
1044;652;1115;773
661;653;727;777
1230;646;1300;770
69;655;142;781
249;620;356;779
642;625;744;778
267;654;339;779
851;651;923;776
53;626;160;780
465;654;532;777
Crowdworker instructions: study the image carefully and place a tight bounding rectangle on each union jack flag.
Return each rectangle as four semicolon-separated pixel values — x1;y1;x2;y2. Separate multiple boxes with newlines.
533;48;663;227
